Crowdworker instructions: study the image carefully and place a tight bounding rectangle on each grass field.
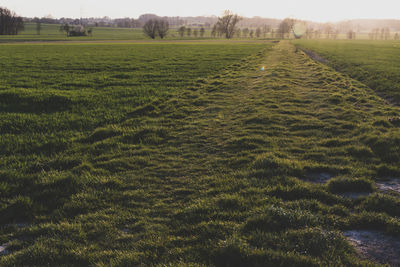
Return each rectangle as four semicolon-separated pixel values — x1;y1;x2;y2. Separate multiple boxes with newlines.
0;23;147;42
0;23;218;42
293;39;400;103
1;39;400;266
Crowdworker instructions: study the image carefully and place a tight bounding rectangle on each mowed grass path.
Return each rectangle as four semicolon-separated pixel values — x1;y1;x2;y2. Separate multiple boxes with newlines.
1;41;400;266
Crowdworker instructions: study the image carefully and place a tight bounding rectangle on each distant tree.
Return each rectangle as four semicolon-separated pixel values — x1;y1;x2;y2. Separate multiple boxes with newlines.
115;18;136;28
242;28;249;37
368;29;375;40
347;30;356;39
211;25;217;37
200;27;205;37
35;18;41;35
178;26;186;37
262;25;271;38
278;18;294;39
370;28;379;40
323;23;334;39
249;29;254;38
255;27;261;38
332;29;339;39
143;19;158;39
193;28;199;37
0;7;24;35
271;29;275;38
87;28;93;36
314;29;322;39
59;23;70;36
186;27;191;37
215;10;241;39
395;33;399;40
157;20;169;39
306;27;314;39
384;27;391;40
235;28;241;38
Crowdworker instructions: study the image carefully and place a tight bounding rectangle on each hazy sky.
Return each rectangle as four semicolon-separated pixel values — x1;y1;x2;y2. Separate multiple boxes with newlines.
2;0;400;22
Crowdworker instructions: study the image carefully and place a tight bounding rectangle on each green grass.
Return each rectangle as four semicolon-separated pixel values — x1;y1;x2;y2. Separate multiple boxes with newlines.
293;39;400;103
0;23;220;42
0;23;147;42
0;23;278;43
1;40;400;266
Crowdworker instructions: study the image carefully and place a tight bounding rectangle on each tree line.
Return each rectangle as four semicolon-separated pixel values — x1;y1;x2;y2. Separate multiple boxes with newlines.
0;7;24;35
143;19;169;39
144;11;242;40
369;28;397;40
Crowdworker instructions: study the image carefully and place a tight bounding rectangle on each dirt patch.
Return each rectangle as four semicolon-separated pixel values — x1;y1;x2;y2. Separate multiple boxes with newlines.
338;192;370;199
377;179;400;193
344;230;400;266
300;48;329;64
0;243;8;256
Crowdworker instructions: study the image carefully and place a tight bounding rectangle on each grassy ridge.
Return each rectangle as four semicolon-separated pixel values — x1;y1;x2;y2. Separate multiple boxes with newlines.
1;41;400;266
293;39;400;103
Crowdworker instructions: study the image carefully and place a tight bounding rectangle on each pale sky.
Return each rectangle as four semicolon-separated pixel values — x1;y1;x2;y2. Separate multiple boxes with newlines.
1;0;399;22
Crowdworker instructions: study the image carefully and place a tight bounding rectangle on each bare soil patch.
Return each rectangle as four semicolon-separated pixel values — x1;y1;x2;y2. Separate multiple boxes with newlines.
377;179;400;193
344;230;400;266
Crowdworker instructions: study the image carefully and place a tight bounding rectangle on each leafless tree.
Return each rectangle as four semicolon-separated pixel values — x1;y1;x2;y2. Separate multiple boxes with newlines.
200;27;205;37
157;20;169;39
35;18;41;35
143;19;158;39
255;27;261;38
215;10;241;39
235;28;241;38
332;29;339;39
278;18;294;39
211;25;217;37
0;7;24;35
306;27;314;39
178;26;186;37
59;23;70;36
242;28;249;37
347;30;356;39
384;27;391;40
262;25;271;38
314;29;322;39
323;23;334;39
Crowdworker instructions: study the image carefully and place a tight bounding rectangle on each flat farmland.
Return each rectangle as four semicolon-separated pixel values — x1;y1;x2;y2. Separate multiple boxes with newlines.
0;23;216;42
